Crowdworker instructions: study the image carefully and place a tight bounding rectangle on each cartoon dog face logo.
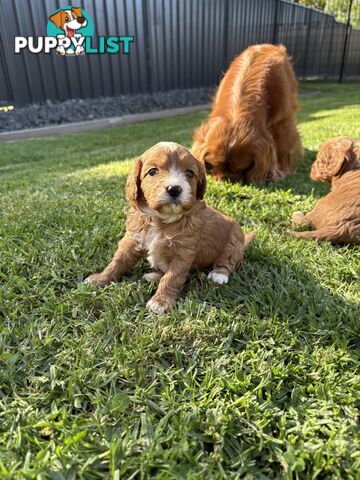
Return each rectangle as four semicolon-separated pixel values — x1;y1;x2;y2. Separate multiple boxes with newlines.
49;7;87;55
49;8;87;37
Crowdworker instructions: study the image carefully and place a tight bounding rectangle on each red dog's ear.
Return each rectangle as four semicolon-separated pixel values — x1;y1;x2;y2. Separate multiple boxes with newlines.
126;158;143;208
311;137;355;183
196;158;207;199
49;10;66;29
191;117;228;164
247;132;280;182
72;7;84;18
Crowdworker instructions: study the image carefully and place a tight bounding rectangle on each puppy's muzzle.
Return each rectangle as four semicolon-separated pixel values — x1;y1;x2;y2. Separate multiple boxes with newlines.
167;185;182;198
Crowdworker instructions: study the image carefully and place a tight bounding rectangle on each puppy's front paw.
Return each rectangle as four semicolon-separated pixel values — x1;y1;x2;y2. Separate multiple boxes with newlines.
84;273;112;287
142;271;163;283
292;211;305;224
146;295;174;313
208;271;229;284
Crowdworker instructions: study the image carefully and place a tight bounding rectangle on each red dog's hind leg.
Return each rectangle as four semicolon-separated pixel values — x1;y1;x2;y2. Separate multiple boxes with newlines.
288;226;346;243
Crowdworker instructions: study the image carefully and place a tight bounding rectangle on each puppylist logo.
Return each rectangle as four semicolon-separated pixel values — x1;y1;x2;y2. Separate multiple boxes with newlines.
15;6;134;56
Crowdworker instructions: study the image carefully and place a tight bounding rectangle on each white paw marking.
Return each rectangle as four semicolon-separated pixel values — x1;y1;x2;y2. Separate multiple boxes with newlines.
208;272;229;284
143;272;162;282
146;298;167;313
83;277;92;284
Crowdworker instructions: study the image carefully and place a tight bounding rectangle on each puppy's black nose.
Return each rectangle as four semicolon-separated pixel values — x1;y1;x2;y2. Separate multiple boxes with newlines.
77;16;86;24
167;185;182;197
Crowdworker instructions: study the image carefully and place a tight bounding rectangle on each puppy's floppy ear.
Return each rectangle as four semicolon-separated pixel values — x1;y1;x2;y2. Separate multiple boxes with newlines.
49;10;65;28
311;137;354;183
126;158;143;208
72;7;84;18
196;159;207;199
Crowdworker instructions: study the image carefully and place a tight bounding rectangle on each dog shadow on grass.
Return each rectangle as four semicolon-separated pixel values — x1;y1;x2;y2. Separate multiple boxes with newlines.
55;170;357;350
180;244;359;348
252;148;331;199
208;148;328;200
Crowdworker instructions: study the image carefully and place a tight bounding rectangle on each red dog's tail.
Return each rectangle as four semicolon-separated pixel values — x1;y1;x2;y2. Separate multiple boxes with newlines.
244;231;256;249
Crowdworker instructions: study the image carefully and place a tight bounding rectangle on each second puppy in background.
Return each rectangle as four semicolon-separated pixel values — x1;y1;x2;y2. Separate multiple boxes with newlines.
192;44;303;182
289;136;360;243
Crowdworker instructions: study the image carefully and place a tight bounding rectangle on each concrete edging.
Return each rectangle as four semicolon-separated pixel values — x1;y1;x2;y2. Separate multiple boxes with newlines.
0;104;210;143
0;90;320;143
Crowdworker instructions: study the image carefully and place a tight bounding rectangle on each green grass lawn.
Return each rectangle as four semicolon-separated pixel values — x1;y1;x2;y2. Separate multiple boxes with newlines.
1;83;359;479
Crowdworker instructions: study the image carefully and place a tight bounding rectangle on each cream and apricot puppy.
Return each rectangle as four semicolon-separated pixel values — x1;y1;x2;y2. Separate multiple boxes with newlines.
85;142;255;312
289;136;360;243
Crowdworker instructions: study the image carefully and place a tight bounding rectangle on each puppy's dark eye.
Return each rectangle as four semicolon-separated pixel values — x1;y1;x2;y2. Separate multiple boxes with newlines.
204;161;213;172
148;168;158;176
185;170;195;178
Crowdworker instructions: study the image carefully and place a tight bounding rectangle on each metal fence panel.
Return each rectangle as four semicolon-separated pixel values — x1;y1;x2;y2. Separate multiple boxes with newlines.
0;30;13;102
345;29;360;76
0;0;359;105
225;0;277;66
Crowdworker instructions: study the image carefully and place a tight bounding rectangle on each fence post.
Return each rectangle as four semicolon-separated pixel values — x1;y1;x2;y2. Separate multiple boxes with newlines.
272;0;280;44
339;0;353;83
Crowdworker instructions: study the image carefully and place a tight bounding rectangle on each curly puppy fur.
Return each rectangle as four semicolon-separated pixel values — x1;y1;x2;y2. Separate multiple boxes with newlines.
289;136;360;243
191;44;303;182
85;142;255;312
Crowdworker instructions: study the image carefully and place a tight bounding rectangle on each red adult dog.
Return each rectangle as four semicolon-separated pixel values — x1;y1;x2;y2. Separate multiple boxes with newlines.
192;44;303;182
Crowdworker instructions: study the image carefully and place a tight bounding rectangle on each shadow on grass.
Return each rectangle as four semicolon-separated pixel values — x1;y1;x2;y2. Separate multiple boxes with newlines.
2;134;357;352
247;148;330;199
74;189;358;350
178;246;359;348
42;172;356;346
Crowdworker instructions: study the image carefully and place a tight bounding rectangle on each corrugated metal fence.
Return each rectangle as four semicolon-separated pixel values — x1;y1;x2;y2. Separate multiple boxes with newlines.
0;0;359;106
